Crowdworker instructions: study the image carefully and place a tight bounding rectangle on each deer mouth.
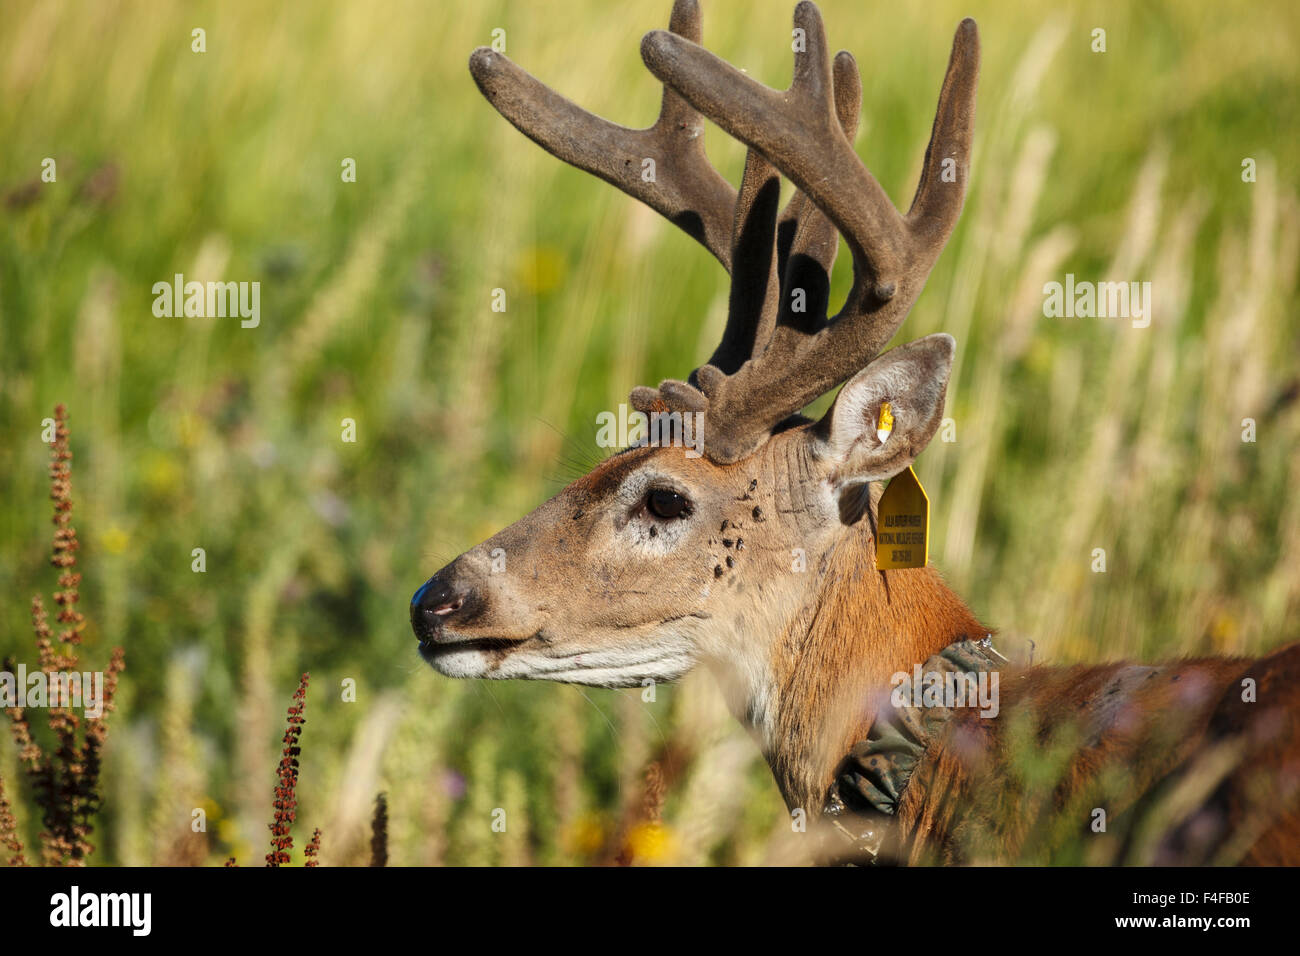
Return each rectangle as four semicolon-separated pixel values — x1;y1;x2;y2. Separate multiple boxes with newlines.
417;632;539;665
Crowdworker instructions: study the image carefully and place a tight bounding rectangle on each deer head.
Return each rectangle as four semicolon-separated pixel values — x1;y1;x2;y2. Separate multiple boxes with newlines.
413;0;982;811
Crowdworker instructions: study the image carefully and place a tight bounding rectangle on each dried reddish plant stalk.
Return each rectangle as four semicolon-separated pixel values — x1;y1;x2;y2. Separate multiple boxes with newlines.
369;793;388;867
266;673;310;866
305;827;322;867
0;776;26;867
48;412;83;650
228;674;322;868
1;405;126;866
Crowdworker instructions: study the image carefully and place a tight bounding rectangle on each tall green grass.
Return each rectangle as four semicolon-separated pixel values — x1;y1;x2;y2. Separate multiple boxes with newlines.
1;0;1297;864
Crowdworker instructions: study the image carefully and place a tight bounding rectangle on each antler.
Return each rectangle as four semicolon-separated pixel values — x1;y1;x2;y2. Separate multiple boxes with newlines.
468;0;737;268
470;0;979;464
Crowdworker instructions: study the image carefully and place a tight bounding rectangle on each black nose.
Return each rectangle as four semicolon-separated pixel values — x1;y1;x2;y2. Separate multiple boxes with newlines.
411;575;473;643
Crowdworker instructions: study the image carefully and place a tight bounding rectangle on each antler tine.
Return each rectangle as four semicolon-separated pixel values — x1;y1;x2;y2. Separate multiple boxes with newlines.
708;151;781;375
907;17;980;239
468;0;737;269
776;50;862;335
713;51;861;372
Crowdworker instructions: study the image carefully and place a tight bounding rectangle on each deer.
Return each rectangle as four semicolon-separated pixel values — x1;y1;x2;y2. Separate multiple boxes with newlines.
412;0;1300;865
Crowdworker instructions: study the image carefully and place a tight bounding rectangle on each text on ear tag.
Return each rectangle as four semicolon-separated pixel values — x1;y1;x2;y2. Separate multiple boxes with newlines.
876;465;929;570
876;401;894;444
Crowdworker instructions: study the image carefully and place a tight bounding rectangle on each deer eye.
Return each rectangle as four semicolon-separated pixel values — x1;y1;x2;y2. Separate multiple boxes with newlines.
647;488;691;520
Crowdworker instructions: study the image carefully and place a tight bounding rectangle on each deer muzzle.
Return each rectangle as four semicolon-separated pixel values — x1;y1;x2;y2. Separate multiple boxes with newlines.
410;571;478;645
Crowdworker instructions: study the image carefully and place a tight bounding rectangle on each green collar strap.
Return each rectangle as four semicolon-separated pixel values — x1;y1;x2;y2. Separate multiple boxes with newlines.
822;633;1033;860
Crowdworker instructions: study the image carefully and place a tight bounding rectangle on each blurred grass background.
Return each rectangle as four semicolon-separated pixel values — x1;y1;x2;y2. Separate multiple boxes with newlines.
1;0;1298;865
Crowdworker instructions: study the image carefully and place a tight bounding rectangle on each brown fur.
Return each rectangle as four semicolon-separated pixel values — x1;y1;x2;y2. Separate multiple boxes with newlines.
767;513;985;811
883;644;1300;864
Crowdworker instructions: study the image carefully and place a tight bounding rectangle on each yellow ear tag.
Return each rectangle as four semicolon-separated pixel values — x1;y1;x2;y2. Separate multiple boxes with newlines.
876;465;929;570
876;401;894;444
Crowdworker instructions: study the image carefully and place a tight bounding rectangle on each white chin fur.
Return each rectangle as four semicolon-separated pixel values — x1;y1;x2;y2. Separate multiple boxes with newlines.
421;645;492;679
420;640;696;689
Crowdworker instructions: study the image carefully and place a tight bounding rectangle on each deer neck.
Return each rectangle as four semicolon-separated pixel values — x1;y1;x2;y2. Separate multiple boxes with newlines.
714;514;987;814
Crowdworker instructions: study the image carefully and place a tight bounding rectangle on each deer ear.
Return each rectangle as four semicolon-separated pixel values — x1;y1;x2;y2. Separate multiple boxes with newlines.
812;334;954;487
